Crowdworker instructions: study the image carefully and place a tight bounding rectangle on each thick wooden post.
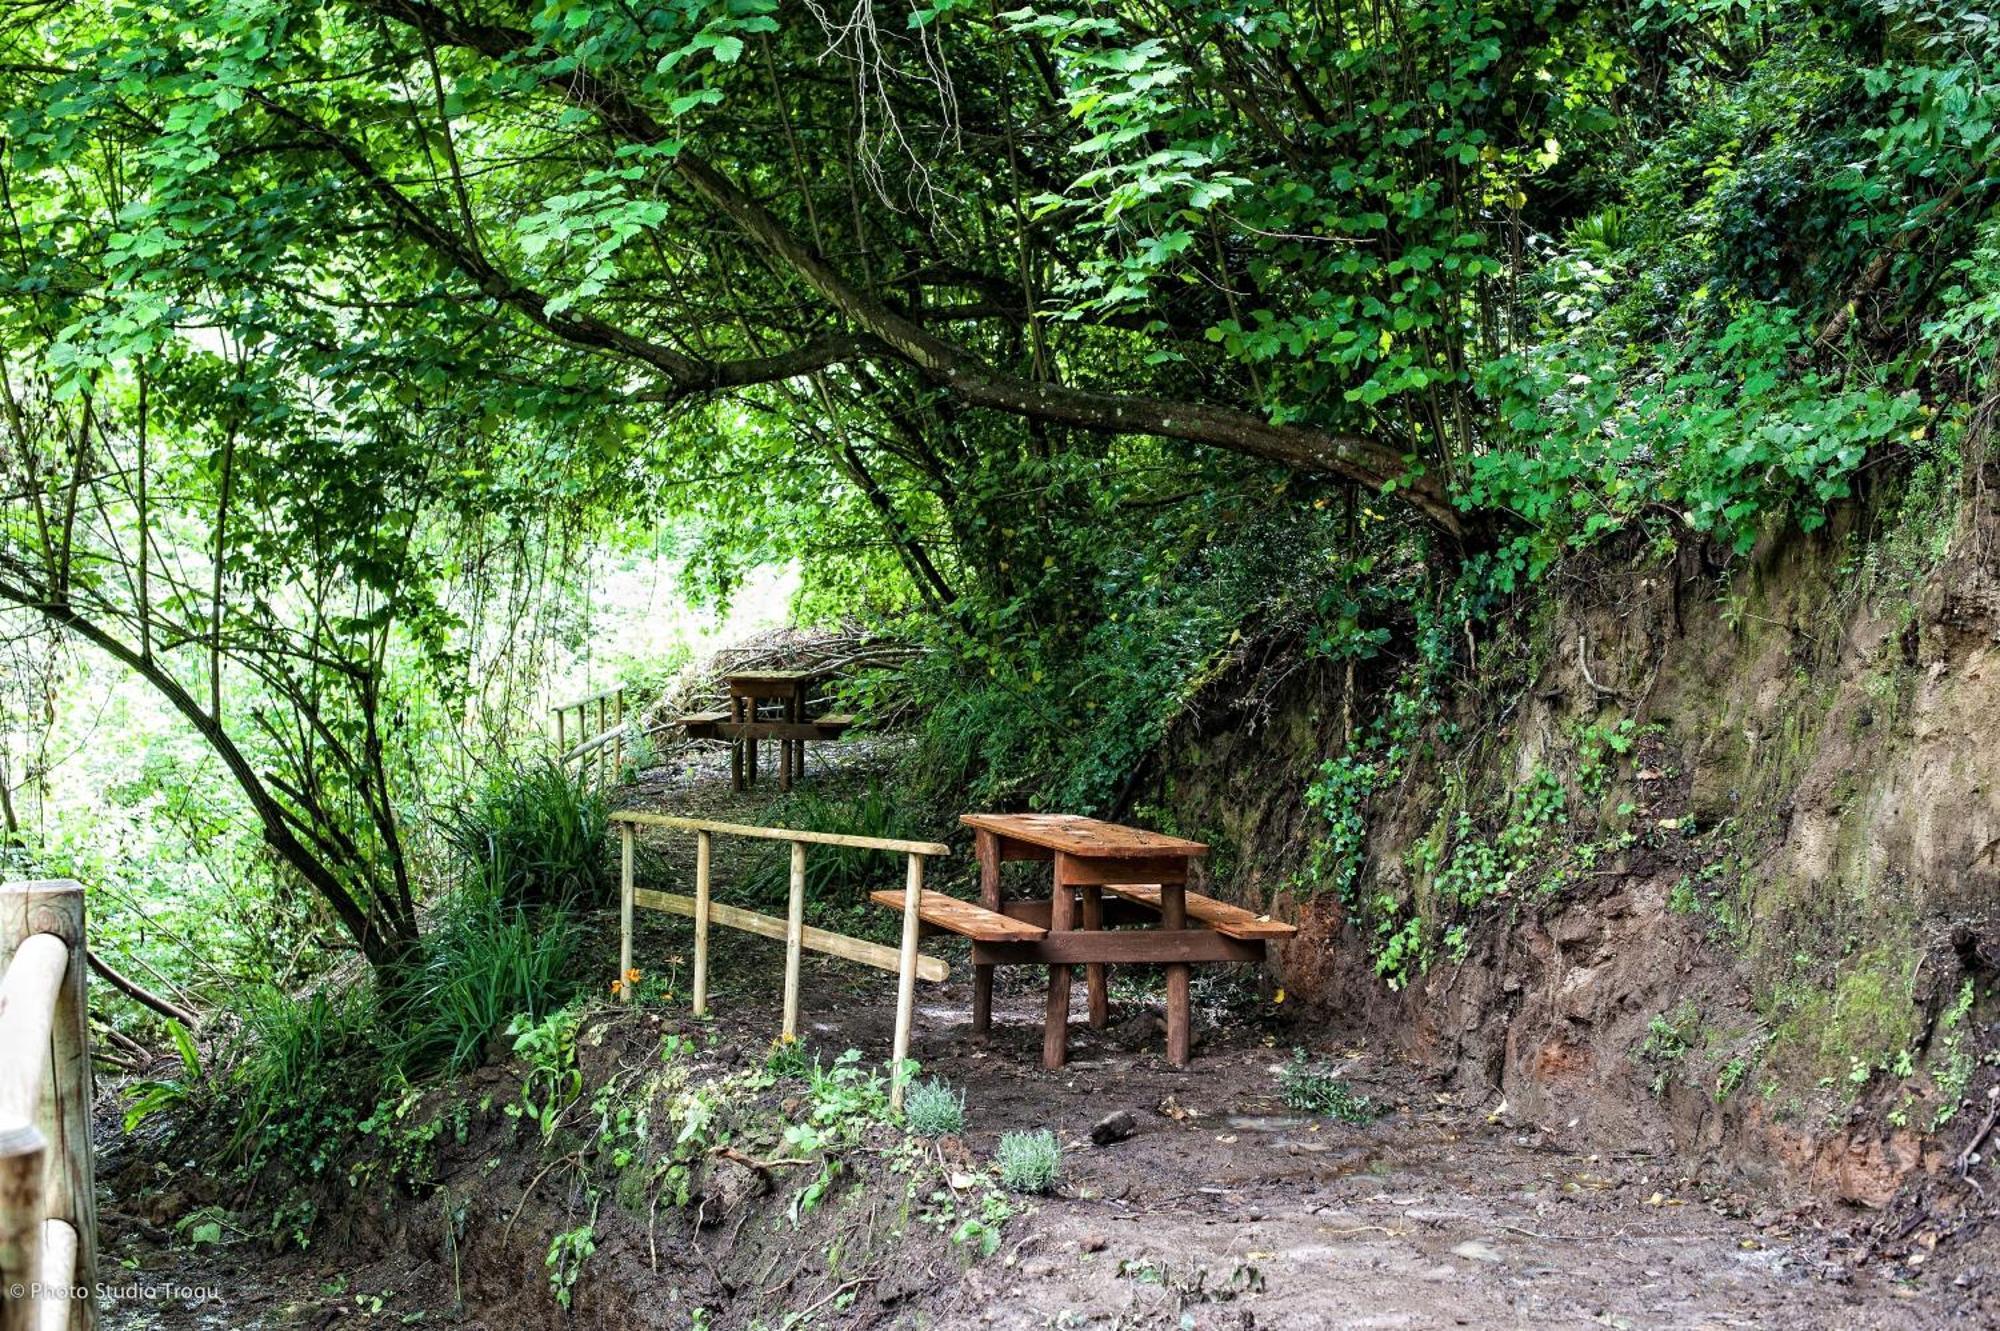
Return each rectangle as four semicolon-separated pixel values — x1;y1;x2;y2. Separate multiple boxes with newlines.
0;880;95;1331
1161;881;1191;1067
1043;854;1076;1070
780;841;806;1039
1081;884;1109;1029
692;831;712;1015
0;1120;45;1331
618;826;635;1005
890;853;926;1111
972;830;999;1039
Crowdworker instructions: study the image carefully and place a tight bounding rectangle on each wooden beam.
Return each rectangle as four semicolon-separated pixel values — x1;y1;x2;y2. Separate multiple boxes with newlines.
1081;885;1108;1030
972;828;998;1039
1054;855;1188;887
610;812;950;858
1163;882;1191;1068
1044;854;1076;1070
631;890;948;982
37;1217;76;1331
970;931;1266;966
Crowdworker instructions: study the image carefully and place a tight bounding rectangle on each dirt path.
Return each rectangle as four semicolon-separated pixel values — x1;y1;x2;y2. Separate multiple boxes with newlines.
95;749;1980;1329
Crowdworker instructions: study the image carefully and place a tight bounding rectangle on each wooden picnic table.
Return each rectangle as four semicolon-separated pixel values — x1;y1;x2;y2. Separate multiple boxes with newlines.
698;667;847;792
962;812;1227;1070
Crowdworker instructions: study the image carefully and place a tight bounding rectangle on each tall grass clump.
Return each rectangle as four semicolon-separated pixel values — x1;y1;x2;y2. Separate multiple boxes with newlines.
384;889;581;1075
223;984;380;1175
444;759;609;909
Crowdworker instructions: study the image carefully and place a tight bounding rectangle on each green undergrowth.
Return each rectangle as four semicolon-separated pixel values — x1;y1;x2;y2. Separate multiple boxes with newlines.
356;1021;1022;1306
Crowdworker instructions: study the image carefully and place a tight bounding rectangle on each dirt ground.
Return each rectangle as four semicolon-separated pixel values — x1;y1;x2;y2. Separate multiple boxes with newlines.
94;741;1990;1330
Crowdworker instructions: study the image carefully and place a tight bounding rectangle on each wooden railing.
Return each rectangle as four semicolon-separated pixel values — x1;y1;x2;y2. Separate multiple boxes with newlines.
1;880;97;1331
610;813;949;1110
552;686;628;788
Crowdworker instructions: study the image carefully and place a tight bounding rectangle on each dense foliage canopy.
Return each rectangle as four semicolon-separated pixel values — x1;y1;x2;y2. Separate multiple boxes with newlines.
2;0;1995;964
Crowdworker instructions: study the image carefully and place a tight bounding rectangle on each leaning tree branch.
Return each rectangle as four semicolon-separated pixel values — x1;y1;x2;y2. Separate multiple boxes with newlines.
346;0;1463;537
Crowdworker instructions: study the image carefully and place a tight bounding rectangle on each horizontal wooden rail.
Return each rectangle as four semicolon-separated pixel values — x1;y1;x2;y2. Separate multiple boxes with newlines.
616;818;951;1109
633;890;947;982
1;880;96;1331
609;811;950;858
551;684;626;713
552;685;629;789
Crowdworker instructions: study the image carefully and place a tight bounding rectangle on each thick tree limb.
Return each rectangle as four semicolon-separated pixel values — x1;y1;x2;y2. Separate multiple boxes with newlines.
348;0;1462;536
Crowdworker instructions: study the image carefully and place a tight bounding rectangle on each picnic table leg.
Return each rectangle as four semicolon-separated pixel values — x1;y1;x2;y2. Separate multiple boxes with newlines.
1044;854;1077;1070
1161;881;1191;1067
972;830;999;1040
1081;884;1109;1029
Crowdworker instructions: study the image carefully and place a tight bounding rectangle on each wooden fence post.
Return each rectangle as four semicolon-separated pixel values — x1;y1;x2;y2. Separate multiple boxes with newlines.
0;879;95;1331
692;831;712;1016
618;826;635;1005
780;841;806;1040
889;853;926;1111
612;690;625;777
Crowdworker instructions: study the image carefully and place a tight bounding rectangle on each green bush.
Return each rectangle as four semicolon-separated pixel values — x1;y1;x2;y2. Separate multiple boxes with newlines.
902;1077;966;1137
996;1129;1062;1194
1278;1050;1375;1123
444;759;609;909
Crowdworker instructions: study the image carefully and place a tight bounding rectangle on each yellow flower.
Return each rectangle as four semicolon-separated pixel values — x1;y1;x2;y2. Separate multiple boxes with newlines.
1272;987;1286;1005
625;967;642;984
610;979;624;996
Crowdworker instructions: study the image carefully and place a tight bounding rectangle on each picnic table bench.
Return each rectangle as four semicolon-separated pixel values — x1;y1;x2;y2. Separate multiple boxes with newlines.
871;812;1296;1069
673;668;854;791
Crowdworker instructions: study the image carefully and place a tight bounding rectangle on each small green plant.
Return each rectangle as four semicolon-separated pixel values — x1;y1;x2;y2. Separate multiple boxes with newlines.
765;1036;810;1079
1278;1050;1376;1122
545;1214;597;1309
996;1129;1062;1194
903;1076;966;1137
505;1005;583;1140
1637;1001;1701;1097
621;727;659;782
1929;980;1978;1131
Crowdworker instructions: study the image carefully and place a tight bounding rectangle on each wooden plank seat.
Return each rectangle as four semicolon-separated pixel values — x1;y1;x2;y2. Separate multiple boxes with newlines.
868;889;1046;942
1103;884;1297;940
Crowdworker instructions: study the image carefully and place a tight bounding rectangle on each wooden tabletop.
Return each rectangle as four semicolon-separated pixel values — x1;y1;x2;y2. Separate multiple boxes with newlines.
724;668;826;686
960;812;1207;859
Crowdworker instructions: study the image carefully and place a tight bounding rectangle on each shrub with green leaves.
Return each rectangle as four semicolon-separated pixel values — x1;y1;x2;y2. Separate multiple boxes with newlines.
902;1077;966;1138
996;1129;1062;1194
1279;1051;1376;1123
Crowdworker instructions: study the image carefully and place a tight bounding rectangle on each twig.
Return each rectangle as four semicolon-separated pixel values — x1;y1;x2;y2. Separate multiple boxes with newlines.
1576;632;1633;702
89;946;201;1029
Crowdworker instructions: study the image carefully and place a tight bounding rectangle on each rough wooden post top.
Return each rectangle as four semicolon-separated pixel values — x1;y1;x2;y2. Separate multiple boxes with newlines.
0;879;85;945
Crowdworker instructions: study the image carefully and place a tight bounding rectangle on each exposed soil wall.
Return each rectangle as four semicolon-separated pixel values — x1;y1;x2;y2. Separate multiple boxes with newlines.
1156;463;2000;1218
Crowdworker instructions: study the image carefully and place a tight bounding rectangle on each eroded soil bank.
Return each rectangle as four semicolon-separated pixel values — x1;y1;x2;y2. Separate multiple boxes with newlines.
98;940;1984;1330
